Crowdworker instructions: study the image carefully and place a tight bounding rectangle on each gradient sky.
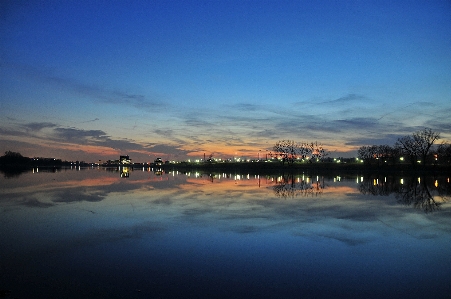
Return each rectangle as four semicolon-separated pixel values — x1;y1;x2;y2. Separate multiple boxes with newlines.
1;0;450;162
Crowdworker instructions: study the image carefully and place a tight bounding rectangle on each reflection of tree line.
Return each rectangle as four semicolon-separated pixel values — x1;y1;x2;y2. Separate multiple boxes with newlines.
272;173;450;213
359;176;451;213
273;173;325;198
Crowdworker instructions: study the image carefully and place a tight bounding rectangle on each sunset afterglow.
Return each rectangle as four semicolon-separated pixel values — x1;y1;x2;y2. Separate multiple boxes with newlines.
1;1;450;162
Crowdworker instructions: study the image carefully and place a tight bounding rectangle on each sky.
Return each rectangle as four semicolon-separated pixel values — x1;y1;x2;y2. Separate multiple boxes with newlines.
1;0;451;162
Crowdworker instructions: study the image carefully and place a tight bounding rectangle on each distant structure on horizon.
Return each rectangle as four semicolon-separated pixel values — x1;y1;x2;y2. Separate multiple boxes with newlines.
120;155;131;164
154;157;163;166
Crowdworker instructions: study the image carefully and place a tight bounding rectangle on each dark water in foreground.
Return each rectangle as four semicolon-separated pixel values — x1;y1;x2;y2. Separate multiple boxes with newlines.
1;167;450;299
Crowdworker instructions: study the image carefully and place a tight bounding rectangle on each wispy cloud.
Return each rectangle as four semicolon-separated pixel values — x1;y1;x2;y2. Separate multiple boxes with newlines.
53;127;107;141
0;127;29;137
22;122;58;131
51;127;152;152
323;93;368;104
3;61;168;112
148;144;190;157
345;134;401;146
80;118;100;123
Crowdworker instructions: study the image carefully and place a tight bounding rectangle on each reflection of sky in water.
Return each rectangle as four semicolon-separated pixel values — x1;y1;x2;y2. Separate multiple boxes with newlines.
1;169;450;298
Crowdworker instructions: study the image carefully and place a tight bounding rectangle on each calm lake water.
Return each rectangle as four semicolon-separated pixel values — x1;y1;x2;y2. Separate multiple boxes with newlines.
1;167;450;299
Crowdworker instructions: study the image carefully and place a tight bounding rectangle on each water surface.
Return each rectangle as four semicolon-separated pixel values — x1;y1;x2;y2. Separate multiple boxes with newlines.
1;168;450;298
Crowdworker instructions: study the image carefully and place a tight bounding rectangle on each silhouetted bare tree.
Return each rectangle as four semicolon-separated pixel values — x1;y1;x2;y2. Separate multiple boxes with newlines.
272;140;327;164
358;175;450;213
437;142;451;165
308;141;328;162
359;176;395;196
396;177;443;213
358;145;399;165
396;128;440;166
272;140;304;165
273;173;323;198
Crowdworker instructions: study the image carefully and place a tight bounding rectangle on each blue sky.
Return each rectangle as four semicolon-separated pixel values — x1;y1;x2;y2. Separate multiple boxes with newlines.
1;0;450;162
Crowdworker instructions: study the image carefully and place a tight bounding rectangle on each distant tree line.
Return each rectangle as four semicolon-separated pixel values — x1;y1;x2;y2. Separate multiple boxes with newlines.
0;151;63;167
0;151;31;165
271;140;327;165
358;128;451;166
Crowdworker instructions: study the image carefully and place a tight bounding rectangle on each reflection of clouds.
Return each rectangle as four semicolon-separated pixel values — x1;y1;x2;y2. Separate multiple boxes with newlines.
9;221;166;257
51;189;107;203
70;221;165;248
182;206;215;217
229;225;261;234
21;197;55;208
2;169;451;245
359;176;451;213
1;176;120;195
301;231;370;246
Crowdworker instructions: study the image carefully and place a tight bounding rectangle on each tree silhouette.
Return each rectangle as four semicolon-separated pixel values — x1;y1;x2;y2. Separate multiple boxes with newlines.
272;140;303;165
396;128;440;166
359;175;450;213
308;141;327;162
272;140;327;165
0;151;31;165
437;142;451;165
395;177;443;213
358;145;401;166
273;173;324;198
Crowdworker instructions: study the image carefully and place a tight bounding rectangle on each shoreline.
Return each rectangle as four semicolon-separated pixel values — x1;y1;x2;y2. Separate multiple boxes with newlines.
2;161;450;176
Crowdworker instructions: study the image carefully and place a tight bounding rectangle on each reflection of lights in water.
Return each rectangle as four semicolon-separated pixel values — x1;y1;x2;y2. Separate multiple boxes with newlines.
120;167;129;178
400;178;404;184
418;177;421;184
435;180;439;188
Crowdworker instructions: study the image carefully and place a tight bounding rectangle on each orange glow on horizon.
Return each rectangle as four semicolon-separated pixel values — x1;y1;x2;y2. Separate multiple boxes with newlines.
4;131;359;162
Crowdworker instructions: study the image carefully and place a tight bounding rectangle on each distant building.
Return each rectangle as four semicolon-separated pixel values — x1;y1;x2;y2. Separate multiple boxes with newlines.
154;158;163;166
120;155;131;164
